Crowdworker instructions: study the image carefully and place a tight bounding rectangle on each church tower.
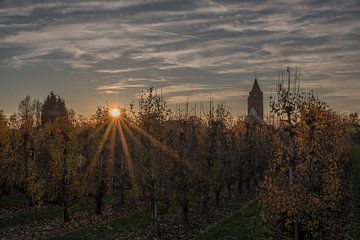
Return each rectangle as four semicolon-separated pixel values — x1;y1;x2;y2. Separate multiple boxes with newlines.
247;78;263;120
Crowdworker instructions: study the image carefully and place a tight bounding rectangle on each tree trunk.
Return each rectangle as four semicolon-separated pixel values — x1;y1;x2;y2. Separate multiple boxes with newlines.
63;204;70;223
95;180;105;215
23;134;33;206
61;146;69;223
161;199;170;214
95;154;106;215
118;184;125;206
119;187;125;206
237;179;242;195
237;153;243;195
149;162;160;238
215;189;221;207
227;183;232;199
182;197;189;225
151;196;160;238
201;187;209;218
294;222;299;240
287;101;299;240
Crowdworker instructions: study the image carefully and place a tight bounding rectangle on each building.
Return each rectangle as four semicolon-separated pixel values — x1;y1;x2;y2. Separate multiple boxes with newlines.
247;78;263;120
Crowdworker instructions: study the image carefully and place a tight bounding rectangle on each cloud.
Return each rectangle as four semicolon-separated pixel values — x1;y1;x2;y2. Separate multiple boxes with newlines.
167;89;248;104
97;82;147;91
96;67;145;74
0;1;161;17
0;0;359;114
161;83;219;95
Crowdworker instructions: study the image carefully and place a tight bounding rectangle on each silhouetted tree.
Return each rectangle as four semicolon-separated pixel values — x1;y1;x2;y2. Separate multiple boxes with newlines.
41;91;67;125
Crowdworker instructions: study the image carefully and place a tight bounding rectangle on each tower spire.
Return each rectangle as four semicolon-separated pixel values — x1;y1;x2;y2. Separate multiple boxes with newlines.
248;77;264;120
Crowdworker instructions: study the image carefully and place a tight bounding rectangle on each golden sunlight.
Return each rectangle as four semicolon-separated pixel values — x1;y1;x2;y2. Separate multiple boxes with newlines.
110;107;121;118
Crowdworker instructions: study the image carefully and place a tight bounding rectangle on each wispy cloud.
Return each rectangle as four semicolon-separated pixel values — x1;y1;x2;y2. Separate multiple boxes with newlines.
96;67;145;74
97;82;147;91
162;83;218;95
0;0;160;17
0;0;359;115
167;89;248;104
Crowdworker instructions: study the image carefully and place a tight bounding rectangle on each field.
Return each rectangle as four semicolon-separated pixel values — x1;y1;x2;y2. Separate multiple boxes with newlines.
0;196;256;239
1;143;359;240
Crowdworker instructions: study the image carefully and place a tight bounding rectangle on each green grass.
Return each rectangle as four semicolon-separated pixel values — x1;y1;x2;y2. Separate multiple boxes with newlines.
352;144;360;239
0;197;102;231
42;214;148;240
0;205;61;231
194;201;271;240
0;194;28;209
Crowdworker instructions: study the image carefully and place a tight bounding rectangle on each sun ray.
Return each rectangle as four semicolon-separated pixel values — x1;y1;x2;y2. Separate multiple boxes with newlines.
88;121;114;172
121;118;206;180
118;118;143;148
86;121;107;142
122;118;169;150
108;120;117;193
95;120;108;133
115;119;138;193
93;124;105;137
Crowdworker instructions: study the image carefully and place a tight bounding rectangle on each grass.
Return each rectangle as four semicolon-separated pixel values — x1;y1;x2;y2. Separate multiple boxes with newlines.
194;201;271;240
0;194;28;209
352;144;360;239
0;197;104;231
0;205;61;231
42;214;148;240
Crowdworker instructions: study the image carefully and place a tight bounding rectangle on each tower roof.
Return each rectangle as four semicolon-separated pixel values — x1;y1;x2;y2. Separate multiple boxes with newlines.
250;78;262;94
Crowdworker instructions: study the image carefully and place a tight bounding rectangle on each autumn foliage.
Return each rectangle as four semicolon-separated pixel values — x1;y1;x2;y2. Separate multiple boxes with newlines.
260;83;353;239
0;79;356;239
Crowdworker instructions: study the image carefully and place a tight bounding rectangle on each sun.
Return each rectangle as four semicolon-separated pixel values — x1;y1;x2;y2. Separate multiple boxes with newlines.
110;107;121;118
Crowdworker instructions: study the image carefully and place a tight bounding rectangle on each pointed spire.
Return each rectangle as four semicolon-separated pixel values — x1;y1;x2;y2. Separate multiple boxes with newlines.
248;77;264;120
250;78;262;94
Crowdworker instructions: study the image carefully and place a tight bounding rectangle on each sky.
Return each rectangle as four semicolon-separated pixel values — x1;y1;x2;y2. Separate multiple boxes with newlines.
0;0;359;117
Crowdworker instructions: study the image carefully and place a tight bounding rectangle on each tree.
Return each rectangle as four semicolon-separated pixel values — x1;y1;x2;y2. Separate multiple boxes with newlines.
200;102;234;217
129;87;171;238
28;94;87;222
41;91;67;125
261;79;352;239
44;117;88;222
348;112;360;143
0;111;12;199
17;96;37;204
89;107;112;215
211;103;234;207
166;108;203;224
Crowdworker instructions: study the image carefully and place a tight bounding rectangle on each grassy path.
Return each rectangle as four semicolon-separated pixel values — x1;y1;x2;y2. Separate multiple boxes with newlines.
352;145;360;239
194;201;270;240
42;214;148;240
